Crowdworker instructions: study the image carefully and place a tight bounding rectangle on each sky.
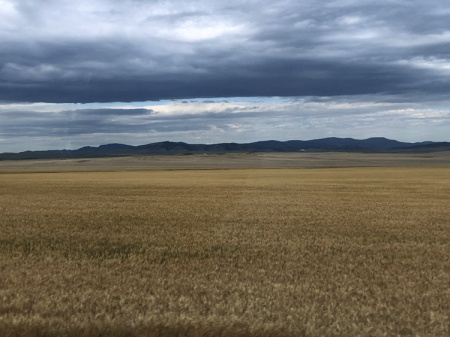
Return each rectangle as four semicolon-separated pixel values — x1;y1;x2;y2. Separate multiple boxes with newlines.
1;0;450;152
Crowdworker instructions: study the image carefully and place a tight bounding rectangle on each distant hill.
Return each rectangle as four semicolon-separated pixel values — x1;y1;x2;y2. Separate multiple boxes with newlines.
1;137;449;160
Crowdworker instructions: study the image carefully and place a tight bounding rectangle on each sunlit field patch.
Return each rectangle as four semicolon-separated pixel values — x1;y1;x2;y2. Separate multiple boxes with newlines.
1;167;450;336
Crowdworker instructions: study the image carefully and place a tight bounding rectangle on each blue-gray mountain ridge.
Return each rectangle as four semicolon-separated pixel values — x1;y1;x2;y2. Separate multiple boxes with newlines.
1;137;449;160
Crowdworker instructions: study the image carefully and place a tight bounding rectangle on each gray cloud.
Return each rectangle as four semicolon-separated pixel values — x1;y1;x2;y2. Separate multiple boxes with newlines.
1;0;450;151
2;96;449;151
1;0;450;103
73;108;153;116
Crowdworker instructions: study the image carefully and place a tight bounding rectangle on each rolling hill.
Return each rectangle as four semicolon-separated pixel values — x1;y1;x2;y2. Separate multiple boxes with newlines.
1;137;449;160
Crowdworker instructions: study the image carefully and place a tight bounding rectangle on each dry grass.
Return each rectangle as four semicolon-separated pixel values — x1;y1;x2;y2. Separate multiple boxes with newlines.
1;151;450;170
1;167;450;336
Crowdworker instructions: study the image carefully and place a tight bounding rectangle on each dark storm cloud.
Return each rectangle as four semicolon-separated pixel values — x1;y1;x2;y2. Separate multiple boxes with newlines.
74;108;153;116
0;108;153;119
0;59;435;103
0;106;231;137
2;0;450;103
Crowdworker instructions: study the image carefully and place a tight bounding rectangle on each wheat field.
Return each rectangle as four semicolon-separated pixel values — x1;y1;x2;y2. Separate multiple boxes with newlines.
1;167;450;336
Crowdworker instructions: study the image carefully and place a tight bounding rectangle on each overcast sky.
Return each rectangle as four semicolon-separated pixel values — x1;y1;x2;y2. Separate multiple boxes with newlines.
1;0;450;152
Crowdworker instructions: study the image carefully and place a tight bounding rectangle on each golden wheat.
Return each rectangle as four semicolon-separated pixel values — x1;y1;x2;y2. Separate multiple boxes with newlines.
1;167;450;336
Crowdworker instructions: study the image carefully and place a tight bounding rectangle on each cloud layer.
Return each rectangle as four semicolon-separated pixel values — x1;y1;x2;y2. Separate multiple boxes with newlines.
1;0;450;151
1;97;449;152
2;0;450;103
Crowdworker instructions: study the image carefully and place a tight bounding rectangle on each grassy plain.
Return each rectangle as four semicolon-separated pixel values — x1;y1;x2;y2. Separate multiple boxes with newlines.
1;167;450;336
1;151;450;170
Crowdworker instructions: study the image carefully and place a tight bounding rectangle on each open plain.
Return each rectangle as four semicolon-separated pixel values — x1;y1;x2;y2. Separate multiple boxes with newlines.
1;154;450;336
1;151;450;170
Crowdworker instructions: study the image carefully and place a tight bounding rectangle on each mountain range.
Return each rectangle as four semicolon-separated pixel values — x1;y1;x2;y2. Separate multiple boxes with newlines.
1;137;450;160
